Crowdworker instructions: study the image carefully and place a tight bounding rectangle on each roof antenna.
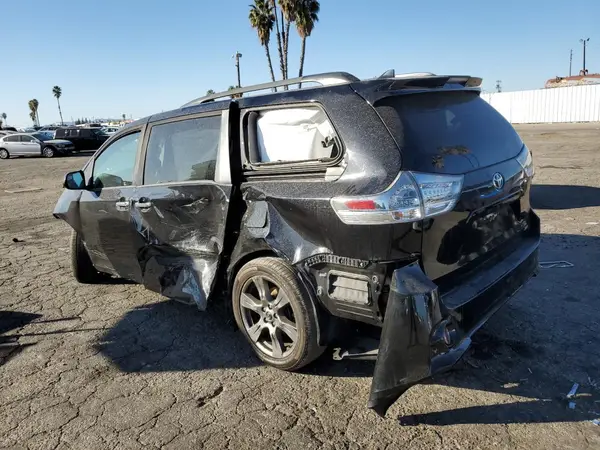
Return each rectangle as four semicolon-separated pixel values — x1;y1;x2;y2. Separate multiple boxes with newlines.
379;69;395;78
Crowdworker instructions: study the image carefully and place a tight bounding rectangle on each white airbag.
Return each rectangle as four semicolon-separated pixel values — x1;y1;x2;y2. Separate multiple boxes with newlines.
257;108;335;162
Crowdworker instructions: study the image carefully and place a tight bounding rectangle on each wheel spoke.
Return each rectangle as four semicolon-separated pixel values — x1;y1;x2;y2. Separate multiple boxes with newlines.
269;327;284;358
277;317;298;342
272;291;291;312
252;277;272;306
246;320;264;343
240;293;263;315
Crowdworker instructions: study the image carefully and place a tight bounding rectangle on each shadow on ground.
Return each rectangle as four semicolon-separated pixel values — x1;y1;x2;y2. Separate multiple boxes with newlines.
531;184;600;210
91;233;600;425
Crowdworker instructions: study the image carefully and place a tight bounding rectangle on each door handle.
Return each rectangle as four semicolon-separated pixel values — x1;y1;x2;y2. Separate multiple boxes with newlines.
115;200;130;210
134;199;152;209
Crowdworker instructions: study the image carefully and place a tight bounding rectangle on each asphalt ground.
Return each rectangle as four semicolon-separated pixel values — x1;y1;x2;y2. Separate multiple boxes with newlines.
0;123;599;449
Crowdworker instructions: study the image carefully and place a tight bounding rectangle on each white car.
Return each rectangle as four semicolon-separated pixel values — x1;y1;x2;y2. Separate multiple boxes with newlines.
101;126;120;135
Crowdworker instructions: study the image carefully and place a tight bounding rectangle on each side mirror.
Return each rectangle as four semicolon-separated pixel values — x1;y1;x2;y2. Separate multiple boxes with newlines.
64;170;86;190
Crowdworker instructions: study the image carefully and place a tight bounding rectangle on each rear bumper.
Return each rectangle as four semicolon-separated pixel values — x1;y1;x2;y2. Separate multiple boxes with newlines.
367;234;540;417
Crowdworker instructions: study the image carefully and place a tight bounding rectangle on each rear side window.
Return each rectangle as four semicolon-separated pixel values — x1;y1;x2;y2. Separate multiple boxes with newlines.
4;135;18;142
143;116;220;184
375;91;523;166
243;106;340;166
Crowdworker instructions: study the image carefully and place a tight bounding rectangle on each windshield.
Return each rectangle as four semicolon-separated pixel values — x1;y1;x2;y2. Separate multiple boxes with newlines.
31;132;52;141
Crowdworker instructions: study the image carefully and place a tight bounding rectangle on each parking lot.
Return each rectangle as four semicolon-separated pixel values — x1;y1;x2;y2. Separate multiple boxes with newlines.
0;123;599;449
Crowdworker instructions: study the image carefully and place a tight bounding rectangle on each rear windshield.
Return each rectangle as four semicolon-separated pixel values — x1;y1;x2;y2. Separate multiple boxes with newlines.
375;91;523;164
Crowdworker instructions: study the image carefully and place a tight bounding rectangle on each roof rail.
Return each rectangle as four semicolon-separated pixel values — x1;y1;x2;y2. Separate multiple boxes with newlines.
181;72;360;107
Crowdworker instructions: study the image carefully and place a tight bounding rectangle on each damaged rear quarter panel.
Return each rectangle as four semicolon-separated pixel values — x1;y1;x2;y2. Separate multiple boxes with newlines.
227;86;423;301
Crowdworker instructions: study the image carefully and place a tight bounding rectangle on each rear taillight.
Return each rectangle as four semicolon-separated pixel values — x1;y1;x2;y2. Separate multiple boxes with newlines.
331;172;463;225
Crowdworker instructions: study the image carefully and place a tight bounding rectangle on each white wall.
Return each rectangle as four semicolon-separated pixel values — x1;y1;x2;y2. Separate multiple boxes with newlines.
480;84;600;124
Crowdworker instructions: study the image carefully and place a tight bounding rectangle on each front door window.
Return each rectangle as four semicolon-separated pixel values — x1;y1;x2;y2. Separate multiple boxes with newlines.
92;132;140;188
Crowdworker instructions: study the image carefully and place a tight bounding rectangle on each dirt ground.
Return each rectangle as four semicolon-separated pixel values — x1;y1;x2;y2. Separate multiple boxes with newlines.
1;123;599;450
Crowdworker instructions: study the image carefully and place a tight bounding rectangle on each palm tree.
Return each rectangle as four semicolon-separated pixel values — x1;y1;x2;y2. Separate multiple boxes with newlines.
270;0;285;79
1;112;6;127
122;113;126;122
28;99;39;126
249;0;277;84
52;86;64;125
279;0;299;80
227;86;242;98
296;0;319;87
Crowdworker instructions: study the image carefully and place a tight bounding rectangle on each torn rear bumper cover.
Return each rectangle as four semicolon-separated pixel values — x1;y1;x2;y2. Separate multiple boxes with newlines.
368;237;540;417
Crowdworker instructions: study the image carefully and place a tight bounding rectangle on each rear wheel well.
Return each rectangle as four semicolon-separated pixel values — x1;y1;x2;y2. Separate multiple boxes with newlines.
226;250;279;294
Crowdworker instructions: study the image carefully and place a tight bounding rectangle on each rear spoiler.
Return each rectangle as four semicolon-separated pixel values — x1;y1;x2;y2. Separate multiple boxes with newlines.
353;71;483;103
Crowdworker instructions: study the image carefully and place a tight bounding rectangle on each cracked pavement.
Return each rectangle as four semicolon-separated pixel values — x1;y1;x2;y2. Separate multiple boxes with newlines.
1;123;600;449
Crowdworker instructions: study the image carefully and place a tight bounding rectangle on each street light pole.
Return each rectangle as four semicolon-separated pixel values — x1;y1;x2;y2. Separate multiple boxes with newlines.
579;38;590;74
232;51;243;88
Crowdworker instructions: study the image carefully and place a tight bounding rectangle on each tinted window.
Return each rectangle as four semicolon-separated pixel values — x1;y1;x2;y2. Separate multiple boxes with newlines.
20;135;37;142
144;116;220;184
92;132;140;188
375;91;523;165
4;135;19;142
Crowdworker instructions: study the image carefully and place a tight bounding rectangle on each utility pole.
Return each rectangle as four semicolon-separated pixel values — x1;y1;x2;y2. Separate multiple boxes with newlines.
495;80;502;93
232;51;243;88
569;49;573;76
580;38;590;74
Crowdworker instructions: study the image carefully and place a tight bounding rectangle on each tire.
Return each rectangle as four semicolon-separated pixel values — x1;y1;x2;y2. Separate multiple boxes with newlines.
70;230;106;284
232;257;325;371
43;146;55;158
0;149;9;160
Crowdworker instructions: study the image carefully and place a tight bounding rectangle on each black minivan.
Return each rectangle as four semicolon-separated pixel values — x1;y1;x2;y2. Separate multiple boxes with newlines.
55;127;109;151
53;71;539;416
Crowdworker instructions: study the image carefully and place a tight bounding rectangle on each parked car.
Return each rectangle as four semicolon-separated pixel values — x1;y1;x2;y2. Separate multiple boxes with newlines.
53;70;539;416
54;127;109;151
0;132;75;158
1;126;18;132
100;126;120;135
39;125;65;131
0;130;16;137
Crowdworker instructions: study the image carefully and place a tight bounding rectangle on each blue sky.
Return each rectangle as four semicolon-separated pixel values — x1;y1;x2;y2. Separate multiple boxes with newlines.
2;0;598;126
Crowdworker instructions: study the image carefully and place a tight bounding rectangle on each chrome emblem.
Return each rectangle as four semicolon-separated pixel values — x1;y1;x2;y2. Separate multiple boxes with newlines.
492;172;504;190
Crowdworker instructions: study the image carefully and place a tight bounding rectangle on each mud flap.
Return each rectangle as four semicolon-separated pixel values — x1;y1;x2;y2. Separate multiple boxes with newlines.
368;262;443;417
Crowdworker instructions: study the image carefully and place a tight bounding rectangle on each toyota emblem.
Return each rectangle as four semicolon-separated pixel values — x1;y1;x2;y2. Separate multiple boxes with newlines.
492;173;504;190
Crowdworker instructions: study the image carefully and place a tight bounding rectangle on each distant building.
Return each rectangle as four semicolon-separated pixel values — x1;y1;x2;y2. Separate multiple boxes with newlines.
545;73;600;88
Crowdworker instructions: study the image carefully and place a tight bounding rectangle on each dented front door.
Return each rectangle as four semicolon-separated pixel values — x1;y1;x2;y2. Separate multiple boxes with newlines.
130;113;231;310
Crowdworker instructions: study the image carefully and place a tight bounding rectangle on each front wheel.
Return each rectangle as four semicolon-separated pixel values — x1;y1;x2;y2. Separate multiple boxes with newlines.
70;230;107;284
0;149;9;159
232;257;325;371
43;147;55;158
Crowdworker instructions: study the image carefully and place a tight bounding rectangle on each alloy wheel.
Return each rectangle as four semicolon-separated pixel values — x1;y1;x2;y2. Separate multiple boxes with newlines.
43;148;54;158
0;149;8;159
240;275;299;359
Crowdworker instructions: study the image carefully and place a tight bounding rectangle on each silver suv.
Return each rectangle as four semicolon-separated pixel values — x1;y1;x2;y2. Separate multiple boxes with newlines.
0;132;75;159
